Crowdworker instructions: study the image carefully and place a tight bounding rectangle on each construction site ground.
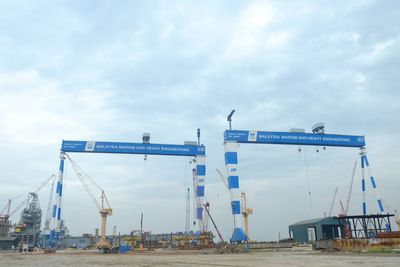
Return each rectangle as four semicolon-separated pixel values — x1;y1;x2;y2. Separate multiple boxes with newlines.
1;247;400;267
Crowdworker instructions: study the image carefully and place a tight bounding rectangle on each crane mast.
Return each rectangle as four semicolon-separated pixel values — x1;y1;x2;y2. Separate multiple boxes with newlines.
241;192;253;241
97;190;112;249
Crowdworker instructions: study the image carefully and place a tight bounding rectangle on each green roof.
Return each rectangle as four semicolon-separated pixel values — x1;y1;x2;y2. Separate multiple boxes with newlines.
290;217;339;227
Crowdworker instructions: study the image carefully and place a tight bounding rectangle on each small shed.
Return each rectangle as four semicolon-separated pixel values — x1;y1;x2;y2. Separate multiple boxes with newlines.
289;217;343;243
0;237;18;250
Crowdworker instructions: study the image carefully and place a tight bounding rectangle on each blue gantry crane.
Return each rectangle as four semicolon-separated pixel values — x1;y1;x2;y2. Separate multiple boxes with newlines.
223;110;385;242
46;132;207;251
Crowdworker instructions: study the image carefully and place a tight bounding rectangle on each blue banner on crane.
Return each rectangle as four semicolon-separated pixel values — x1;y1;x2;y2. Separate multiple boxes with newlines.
61;140;206;156
224;130;365;148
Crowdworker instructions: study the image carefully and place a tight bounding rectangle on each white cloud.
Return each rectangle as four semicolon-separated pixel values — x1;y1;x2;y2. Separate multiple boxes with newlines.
224;2;274;59
358;36;399;64
0;70;116;144
266;30;292;49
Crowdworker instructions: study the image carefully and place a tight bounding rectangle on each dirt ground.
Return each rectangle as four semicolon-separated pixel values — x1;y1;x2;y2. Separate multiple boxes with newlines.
0;248;399;267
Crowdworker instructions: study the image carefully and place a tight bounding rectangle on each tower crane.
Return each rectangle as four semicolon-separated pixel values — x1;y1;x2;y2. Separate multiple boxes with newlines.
240;192;253;241
216;169;253;240
1;175;54;239
1;174;55;221
66;154;113;250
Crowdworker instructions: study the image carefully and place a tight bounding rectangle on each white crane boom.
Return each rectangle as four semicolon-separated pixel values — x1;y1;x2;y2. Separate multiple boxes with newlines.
44;175;57;230
344;160;357;215
66;155;101;210
66;154;112;249
328;187;338;217
216;169;229;190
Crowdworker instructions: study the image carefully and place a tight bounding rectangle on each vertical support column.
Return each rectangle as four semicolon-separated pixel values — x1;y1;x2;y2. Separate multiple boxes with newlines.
224;141;247;242
360;147;389;230
363;151;390;231
194;155;206;232
363;155;385;213
47;152;66;249
360;148;367;215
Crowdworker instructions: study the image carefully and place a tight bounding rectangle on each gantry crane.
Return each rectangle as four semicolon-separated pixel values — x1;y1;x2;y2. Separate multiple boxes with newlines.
216;169;253;240
66;154;113;250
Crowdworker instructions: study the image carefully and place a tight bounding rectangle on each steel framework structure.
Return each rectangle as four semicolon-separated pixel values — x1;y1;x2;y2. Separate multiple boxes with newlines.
339;214;394;238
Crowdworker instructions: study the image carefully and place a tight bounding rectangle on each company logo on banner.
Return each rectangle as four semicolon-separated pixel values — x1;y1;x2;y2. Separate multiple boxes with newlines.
248;131;257;142
85;141;96;151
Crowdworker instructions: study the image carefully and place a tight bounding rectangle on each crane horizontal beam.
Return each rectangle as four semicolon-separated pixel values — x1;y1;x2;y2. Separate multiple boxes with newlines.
61;140;206;156
224;130;365;148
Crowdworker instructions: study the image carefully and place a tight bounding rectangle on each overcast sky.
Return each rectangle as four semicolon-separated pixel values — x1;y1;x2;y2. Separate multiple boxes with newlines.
0;0;399;241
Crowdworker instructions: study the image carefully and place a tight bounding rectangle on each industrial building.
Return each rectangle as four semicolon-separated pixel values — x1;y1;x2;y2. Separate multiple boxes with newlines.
289;217;342;243
0;237;17;250
289;214;395;243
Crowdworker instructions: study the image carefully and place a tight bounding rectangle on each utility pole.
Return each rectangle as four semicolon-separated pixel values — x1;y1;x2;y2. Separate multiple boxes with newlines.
227;110;235;130
140;212;144;248
185;188;190;234
197;128;201;146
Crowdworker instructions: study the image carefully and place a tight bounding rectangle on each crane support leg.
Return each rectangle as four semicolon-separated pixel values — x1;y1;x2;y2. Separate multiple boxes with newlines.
194;155;206;232
360;148;387;216
360;148;389;231
47;152;66;250
224;141;247;242
360;149;367;216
